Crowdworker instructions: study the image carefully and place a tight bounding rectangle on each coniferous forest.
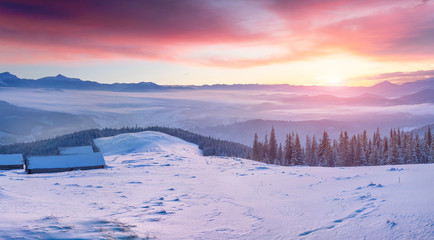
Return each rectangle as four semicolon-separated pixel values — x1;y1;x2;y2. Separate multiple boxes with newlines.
252;127;433;167
0;126;252;159
1;125;433;167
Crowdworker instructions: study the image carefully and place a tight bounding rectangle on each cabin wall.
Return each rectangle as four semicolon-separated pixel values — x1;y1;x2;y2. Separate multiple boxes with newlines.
27;165;105;174
0;164;23;170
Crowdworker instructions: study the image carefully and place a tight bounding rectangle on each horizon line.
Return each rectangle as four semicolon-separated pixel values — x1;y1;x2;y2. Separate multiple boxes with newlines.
2;71;433;88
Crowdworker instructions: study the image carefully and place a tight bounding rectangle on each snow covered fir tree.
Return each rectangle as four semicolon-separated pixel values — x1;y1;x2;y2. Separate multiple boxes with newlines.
252;127;434;167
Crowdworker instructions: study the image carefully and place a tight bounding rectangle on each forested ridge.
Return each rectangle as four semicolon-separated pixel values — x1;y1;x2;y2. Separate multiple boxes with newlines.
252;127;434;167
2;125;432;167
0;126;252;159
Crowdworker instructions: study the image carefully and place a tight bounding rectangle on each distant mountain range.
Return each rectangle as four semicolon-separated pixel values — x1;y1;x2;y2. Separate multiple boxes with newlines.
395;89;434;104
274;89;434;106
0;72;188;92
1;72;433;96
198;78;434;97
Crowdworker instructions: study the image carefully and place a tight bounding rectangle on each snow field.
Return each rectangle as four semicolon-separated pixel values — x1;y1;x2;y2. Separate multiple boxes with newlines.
0;131;432;239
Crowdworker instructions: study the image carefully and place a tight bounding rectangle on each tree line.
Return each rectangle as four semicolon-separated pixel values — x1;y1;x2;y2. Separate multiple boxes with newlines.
0;126;252;159
252;127;433;167
2;125;432;167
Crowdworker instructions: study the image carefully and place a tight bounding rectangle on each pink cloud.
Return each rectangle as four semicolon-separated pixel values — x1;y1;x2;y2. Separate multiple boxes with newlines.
315;2;434;59
351;69;434;84
0;0;433;66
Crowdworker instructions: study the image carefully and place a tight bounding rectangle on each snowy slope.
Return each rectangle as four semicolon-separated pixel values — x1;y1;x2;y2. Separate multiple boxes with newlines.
0;131;433;239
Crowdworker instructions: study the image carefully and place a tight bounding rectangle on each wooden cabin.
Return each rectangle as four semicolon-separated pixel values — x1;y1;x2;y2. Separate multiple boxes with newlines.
58;146;94;155
0;154;24;170
26;152;105;174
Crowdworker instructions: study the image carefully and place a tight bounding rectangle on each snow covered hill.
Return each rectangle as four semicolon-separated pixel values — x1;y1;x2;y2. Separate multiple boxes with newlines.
0;131;433;239
96;131;202;156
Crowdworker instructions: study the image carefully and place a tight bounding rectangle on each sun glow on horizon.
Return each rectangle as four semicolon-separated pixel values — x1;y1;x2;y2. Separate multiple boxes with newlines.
313;75;345;86
327;76;344;86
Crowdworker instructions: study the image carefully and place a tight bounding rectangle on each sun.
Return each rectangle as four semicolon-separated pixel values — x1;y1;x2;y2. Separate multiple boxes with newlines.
315;75;345;86
322;76;344;86
328;77;343;86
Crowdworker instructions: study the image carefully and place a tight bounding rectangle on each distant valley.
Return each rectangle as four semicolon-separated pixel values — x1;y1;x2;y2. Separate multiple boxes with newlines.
0;100;97;144
1;72;433;145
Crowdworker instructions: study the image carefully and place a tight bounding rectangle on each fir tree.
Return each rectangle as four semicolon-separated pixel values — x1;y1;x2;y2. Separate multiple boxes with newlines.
305;135;313;165
277;143;283;165
387;132;400;165
252;133;260;161
319;131;332;166
291;134;303;165
349;136;357;166
337;131;348;166
262;134;269;163
429;142;434;163
284;134;292;166
361;130;368;166
268;127;278;164
311;135;318;166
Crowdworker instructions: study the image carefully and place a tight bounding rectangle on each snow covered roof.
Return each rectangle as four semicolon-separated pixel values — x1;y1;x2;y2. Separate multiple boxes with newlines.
59;146;94;155
27;153;105;170
0;154;23;166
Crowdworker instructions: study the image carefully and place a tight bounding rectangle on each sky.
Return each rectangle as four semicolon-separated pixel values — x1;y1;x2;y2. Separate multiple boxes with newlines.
1;0;434;86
